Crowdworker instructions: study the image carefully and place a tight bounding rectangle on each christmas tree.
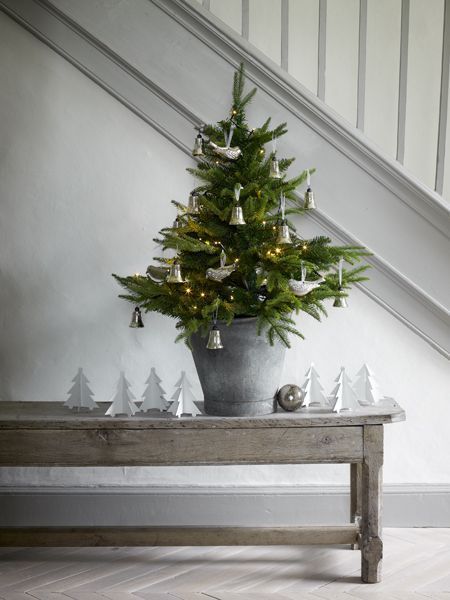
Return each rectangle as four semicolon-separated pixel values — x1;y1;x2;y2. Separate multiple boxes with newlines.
330;367;361;412
301;363;329;409
168;371;202;417
140;367;167;412
113;65;368;346
64;368;98;411
105;371;139;417
352;363;382;405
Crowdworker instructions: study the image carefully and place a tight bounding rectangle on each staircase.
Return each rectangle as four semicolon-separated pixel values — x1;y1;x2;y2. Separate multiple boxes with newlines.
1;0;448;356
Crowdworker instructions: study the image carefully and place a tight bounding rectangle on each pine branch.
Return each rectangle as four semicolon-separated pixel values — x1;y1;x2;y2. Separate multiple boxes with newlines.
112;63;369;347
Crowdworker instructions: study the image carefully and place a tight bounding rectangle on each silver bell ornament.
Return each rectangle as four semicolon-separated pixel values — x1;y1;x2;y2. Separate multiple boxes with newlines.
275;194;291;243
187;192;200;215
276;222;292;245
206;324;223;350
333;287;348;308
277;384;304;411
173;216;182;229
270;157;281;179
129;306;144;328
229;183;246;225
333;259;347;307
166;262;184;283
192;133;203;156
229;205;246;225
304;187;316;209
303;169;315;209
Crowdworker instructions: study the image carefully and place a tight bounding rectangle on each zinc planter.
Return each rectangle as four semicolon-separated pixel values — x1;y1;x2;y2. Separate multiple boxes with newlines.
191;317;286;416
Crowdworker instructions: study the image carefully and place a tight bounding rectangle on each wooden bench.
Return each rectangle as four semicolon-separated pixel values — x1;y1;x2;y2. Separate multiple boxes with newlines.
0;401;405;583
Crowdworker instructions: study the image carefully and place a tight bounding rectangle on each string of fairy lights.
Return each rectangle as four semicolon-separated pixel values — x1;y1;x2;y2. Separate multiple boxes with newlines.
129;108;346;346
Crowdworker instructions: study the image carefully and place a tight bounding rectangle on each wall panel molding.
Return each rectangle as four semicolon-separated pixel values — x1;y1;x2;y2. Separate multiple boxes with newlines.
436;0;450;194
162;0;449;234
0;0;448;357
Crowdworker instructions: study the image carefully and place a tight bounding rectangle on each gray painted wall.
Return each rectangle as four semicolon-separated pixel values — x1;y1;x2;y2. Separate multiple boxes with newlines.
0;4;449;525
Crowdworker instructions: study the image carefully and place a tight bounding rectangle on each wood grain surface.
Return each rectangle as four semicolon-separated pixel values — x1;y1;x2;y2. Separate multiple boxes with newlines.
0;525;360;547
0;401;406;429
0;425;363;466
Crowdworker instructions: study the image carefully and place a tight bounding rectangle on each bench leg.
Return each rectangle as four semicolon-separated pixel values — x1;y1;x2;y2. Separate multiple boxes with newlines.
350;463;362;549
361;425;383;583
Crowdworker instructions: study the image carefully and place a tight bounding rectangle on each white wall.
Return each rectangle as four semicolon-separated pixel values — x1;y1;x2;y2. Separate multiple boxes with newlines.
0;12;449;495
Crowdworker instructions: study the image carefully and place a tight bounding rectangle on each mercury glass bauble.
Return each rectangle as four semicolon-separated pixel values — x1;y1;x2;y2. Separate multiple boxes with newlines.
277;384;304;412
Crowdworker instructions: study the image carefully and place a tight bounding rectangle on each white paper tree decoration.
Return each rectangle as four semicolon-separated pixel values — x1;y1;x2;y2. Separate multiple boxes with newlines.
330;367;361;412
301;363;330;409
105;371;139;417
352;363;382;405
64;368;98;410
140;367;167;412
168;371;202;417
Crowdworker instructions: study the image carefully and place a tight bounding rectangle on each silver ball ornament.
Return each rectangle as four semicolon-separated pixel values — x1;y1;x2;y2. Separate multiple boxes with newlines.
277;384;304;412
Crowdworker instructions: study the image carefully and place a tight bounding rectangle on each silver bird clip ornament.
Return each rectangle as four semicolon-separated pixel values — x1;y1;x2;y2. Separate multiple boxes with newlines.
289;263;325;297
206;249;236;282
209;122;241;160
209;141;242;160
146;265;170;282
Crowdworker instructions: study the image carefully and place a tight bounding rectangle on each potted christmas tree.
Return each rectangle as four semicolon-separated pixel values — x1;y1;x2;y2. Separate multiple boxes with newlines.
113;65;368;416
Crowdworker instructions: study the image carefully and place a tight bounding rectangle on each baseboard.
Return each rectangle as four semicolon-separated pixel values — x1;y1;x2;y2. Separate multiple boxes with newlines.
1;484;448;528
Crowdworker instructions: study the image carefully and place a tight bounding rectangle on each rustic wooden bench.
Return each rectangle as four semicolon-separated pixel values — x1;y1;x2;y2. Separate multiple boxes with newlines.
0;401;405;583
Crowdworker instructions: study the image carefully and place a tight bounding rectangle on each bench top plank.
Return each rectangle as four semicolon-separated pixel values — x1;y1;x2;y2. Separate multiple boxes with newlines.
0;401;405;429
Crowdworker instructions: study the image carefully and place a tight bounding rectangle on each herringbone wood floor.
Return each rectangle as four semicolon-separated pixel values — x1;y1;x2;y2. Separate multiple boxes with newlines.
0;529;449;599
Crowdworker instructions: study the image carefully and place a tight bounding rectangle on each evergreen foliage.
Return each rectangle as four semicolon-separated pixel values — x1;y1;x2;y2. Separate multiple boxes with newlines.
113;65;369;347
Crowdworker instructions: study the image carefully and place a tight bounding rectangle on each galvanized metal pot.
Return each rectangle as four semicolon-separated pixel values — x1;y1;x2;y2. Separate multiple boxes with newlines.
191;317;286;416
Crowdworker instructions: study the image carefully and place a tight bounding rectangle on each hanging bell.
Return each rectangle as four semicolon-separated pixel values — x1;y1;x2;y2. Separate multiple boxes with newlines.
270;157;281;179
206;324;223;350
304;187;316;209
129;306;144;328
173;216;182;229
192;133;203;156
333;287;348;308
276;222;292;244
187;192;200;214
166;262;184;283
229;205;246;225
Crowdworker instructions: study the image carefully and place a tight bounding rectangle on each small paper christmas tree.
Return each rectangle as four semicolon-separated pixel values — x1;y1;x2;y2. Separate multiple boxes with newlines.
352;364;382;405
105;371;139;417
330;367;361;412
168;371;202;417
140;367;167;412
301;363;329;408
64;368;98;411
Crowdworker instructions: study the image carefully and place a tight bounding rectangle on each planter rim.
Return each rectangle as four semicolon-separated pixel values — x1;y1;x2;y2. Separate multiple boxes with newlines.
212;316;257;325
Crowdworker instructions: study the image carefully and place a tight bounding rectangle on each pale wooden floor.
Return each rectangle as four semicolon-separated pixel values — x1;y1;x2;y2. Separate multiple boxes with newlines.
0;529;449;600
